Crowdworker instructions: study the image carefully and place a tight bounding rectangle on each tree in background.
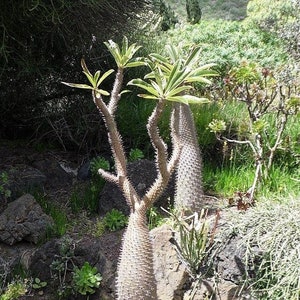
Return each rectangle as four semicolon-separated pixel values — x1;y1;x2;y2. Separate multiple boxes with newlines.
246;0;300;60
186;0;202;24
153;0;179;30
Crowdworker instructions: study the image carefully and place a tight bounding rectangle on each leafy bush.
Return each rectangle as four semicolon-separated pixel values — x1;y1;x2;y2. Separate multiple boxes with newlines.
164;20;292;75
246;0;300;59
0;279;27;300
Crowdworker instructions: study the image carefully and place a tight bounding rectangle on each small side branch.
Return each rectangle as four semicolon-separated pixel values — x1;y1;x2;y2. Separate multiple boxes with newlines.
92;90;140;210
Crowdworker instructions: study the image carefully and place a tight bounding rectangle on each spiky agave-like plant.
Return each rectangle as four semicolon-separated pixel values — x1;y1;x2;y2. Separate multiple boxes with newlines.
144;45;217;212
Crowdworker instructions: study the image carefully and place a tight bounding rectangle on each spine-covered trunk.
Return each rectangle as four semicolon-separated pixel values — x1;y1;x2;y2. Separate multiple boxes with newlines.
116;208;157;300
175;103;204;211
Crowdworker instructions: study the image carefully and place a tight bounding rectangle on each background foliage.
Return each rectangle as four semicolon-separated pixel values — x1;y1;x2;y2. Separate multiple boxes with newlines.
0;0;152;146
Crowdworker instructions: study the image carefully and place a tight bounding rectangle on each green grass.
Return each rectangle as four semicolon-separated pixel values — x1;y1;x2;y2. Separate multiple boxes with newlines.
70;177;105;214
203;162;300;200
33;191;68;237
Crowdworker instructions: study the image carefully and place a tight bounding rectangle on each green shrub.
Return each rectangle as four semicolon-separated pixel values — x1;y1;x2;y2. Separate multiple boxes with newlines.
103;209;128;231
73;262;102;296
0;279;27;300
128;148;144;162
164;20;292;75
90;156;110;176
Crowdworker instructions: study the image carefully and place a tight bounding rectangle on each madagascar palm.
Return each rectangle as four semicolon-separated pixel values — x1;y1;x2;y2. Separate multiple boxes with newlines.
132;45;217;212
63;37;181;299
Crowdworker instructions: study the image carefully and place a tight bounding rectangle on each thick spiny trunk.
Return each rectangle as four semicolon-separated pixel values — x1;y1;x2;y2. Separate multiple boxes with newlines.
175;103;204;211
116;209;157;300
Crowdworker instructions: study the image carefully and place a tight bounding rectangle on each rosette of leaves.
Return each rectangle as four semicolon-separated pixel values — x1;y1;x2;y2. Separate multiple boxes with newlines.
103;209;128;231
73;262;102;296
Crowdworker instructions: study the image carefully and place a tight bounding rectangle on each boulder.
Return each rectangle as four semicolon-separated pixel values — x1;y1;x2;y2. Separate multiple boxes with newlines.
151;224;190;300
0;193;53;245
0;165;47;210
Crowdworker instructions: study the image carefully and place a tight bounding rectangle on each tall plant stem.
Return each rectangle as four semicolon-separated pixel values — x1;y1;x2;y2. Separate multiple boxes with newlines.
174;103;204;212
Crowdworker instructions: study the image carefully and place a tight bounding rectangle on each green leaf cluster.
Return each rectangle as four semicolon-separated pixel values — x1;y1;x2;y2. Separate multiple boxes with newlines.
172;209;210;274
73;262;102;296
103;209;128;231
90;156;110;176
128;148;145;162
129;45;217;104
62;59;113;97
104;37;146;68
32;278;47;290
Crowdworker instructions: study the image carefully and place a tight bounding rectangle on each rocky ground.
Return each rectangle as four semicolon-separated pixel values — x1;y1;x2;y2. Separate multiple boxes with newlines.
0;140;253;299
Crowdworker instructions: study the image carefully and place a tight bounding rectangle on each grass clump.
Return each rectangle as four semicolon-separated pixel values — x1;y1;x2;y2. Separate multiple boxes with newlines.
220;199;300;299
33;191;68;237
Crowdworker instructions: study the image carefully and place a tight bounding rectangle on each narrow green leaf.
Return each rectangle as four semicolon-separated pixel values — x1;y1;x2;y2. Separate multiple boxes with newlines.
166;85;193;97
137;94;159;100
96;69;114;87
81;59;92;77
125;61;147;68
166;44;180;63
93;70;101;86
104;40;122;66
150;80;164;97
191;69;218;78
61;82;94;90
186;76;212;84
167;95;210;104
82;71;96;87
149;53;170;65
120;89;131;95
121;36;129;54
97;89;110;96
185;46;201;67
165;61;184;92
128;78;160;97
126;44;141;59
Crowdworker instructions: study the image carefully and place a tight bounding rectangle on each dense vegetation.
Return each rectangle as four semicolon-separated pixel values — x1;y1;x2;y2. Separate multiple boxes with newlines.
0;1;299;298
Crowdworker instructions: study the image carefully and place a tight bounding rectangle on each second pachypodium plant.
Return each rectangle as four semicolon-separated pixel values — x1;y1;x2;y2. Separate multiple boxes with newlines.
132;45;217;212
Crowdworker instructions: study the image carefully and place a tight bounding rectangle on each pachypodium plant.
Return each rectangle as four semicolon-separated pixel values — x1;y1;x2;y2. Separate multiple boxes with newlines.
63;37;215;299
132;45;217;212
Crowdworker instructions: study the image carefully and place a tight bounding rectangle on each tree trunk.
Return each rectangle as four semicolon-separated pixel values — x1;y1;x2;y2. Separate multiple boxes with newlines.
116;206;157;299
174;103;204;212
